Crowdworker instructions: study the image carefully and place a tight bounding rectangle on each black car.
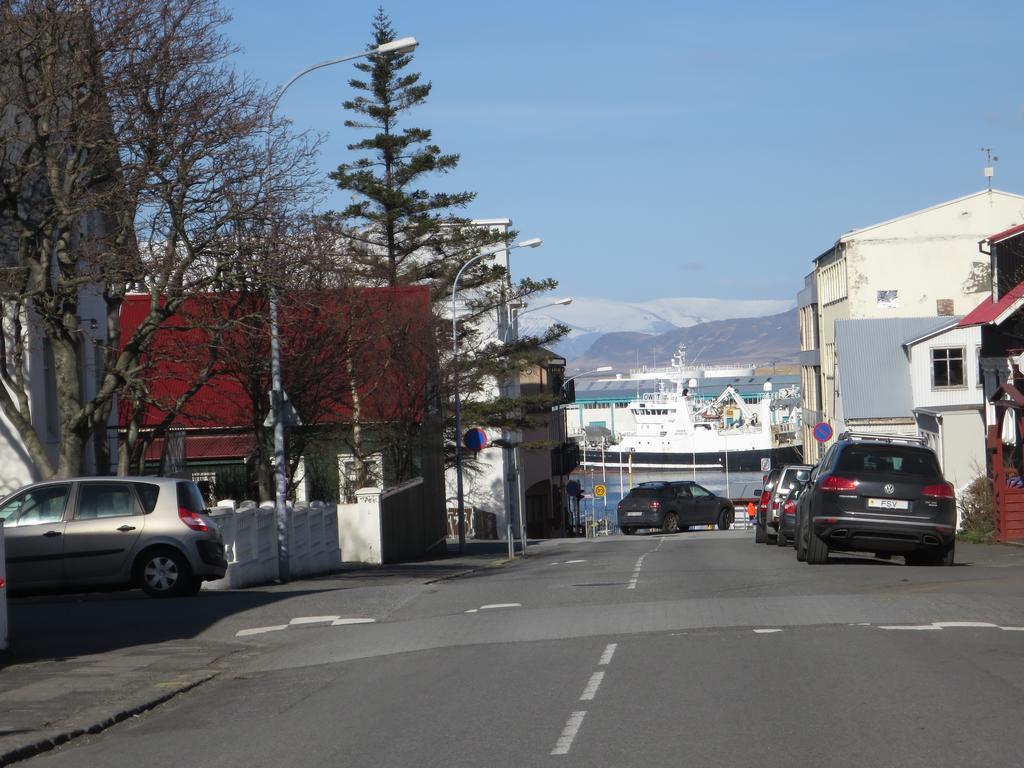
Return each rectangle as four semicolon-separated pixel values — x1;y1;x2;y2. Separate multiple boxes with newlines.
795;433;956;565
777;475;811;546
617;481;734;535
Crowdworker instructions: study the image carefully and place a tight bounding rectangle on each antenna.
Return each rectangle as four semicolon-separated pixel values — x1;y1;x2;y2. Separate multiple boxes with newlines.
981;147;998;192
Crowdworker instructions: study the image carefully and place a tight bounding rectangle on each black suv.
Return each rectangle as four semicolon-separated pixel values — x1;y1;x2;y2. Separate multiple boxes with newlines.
795;433;956;565
617;481;735;535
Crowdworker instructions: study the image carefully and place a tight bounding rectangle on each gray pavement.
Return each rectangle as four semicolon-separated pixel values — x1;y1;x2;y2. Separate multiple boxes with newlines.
3;534;1023;767
0;540;521;766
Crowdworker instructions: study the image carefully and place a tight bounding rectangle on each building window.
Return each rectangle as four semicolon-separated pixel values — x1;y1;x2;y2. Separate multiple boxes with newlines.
976;345;983;389
932;347;965;388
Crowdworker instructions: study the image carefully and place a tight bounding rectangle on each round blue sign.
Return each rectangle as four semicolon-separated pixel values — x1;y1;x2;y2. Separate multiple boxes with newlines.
813;422;834;443
463;427;488;451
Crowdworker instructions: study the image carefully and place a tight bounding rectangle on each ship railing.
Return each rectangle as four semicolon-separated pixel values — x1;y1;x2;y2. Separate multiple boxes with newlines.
772;422;800;434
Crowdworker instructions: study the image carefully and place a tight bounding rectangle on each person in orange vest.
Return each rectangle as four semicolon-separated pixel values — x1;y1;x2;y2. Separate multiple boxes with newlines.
746;500;757;523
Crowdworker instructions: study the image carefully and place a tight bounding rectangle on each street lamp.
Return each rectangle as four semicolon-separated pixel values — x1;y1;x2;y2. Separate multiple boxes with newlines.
452;237;542;554
557;366;612;536
502;297;572;344
499;295;572;554
265;36;418;583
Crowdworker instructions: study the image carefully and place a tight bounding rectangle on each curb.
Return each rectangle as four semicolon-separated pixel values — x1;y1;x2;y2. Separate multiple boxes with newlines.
423;557;512;585
0;673;215;767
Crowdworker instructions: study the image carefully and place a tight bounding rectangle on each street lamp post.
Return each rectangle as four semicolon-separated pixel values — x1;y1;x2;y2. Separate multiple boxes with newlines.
557;366;612;536
265;36;418;582
452;237;542;554
500;296;572;555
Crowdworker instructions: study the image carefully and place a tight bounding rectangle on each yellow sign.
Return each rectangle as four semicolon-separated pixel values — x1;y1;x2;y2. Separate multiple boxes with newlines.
594;484;606;498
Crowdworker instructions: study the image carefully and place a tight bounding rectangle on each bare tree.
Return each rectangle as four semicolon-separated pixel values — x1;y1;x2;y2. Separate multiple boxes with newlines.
0;0;319;478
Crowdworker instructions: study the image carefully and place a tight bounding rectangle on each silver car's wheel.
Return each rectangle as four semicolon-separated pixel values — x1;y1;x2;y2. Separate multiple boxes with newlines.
138;549;192;598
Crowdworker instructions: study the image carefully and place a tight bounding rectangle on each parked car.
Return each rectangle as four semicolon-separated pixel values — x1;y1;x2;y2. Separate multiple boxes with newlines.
754;467;782;543
772;464;813;546
618;481;735;535
795;433;956;566
756;464;812;544
779;479;811;548
0;477;227;597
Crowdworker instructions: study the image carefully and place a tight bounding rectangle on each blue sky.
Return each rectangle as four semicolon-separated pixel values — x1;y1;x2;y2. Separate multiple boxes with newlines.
225;0;1024;306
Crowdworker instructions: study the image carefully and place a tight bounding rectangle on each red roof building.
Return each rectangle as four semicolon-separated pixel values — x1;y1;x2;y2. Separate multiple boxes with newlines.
119;286;433;435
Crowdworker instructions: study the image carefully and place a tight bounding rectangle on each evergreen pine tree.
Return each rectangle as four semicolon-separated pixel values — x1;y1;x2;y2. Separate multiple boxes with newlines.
331;8;569;488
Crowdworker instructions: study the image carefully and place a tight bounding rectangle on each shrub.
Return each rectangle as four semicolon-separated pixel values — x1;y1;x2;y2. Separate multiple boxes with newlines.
958;475;996;543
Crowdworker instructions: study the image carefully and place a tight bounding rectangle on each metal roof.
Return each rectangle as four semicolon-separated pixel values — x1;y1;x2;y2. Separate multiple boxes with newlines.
836;317;953;420
573;373;800;402
959;279;1024;328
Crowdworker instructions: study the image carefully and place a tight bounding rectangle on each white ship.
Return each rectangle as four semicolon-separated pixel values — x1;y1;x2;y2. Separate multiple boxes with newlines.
593;348;802;471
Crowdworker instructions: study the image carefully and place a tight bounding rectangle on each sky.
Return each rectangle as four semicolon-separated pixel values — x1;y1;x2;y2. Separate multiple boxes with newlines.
224;0;1024;309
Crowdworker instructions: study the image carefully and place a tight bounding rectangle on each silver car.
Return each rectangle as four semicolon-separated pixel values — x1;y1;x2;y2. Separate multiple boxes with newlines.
0;477;226;597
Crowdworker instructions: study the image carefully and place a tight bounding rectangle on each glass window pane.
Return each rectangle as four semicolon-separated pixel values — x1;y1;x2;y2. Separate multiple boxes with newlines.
0;485;69;527
77;484;136;520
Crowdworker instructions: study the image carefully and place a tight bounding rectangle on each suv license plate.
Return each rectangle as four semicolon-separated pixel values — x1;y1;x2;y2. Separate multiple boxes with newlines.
626;511;642;517
868;498;909;510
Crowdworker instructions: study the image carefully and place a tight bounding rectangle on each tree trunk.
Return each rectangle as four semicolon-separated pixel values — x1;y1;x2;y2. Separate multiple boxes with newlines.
346;338;369;490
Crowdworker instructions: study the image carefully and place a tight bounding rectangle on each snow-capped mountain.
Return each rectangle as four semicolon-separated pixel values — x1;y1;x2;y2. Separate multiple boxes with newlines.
515;296;795;360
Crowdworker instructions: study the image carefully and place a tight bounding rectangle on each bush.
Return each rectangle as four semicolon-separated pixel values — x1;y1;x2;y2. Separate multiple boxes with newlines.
958;475;996;543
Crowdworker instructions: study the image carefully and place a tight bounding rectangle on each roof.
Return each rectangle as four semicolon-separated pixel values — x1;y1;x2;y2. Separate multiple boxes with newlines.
983;222;1024;247
902;317;963;347
913;404;984;416
815;189;1024;262
573;373;800;402
143;433;257;462
958;279;1024;328
119;286;433;432
836;317;954;419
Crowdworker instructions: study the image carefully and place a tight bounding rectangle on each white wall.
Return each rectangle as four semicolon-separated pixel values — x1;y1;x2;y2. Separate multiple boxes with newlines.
908;325;983;410
844;191;1023;319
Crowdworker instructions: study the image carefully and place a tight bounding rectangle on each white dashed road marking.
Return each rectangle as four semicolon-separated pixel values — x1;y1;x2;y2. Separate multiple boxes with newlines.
599;643;617;665
564;559;587;564
290;616;340;625
579;672;605;701
236;618;375;636
551;711;587;756
480;603;522;610
753;628;784;634
879;621;1024;632
235;625;288;637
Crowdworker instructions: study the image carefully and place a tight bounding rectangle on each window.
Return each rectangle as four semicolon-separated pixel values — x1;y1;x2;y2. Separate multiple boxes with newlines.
689;485;712;498
0;485;70;527
135;482;161;514
76;483;136;520
932;347;965;388
835;446;940;477
976;345;983;389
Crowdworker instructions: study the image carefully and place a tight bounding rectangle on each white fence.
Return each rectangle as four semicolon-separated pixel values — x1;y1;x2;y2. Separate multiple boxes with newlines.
204;478;441;588
205;501;342;590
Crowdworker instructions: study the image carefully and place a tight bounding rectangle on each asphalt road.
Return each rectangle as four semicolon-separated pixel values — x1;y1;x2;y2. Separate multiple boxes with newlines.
20;532;1024;767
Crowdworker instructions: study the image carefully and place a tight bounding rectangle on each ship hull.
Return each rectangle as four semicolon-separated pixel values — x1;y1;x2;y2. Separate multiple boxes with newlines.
585;444;804;472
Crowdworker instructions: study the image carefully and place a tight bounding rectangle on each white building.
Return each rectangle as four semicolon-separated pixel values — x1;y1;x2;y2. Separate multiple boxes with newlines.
831;316;985;508
802;189;1024;462
906;321;986;494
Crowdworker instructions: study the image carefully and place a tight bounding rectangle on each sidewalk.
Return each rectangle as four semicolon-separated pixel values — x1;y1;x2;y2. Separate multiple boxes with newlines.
0;540;514;766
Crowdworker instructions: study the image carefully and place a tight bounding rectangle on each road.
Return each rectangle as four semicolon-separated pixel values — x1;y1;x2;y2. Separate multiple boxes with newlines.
19;532;1024;767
